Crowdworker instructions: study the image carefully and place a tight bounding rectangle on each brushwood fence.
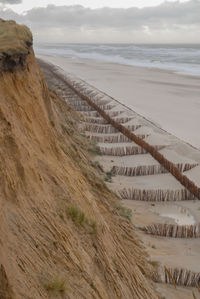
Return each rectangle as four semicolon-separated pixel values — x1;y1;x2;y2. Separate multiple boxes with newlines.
106;111;125;117
99;145;147;156
113;117;133;124
44;62;200;200
118;188;195;201
83;123;141;134
83;117;109;124
112;163;198;176
81;111;100;117
145;223;200;238
164;267;200;288
86;133;147;143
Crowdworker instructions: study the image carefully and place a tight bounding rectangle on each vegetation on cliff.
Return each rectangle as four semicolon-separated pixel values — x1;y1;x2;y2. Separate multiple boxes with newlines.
0;19;32;54
0;19;32;72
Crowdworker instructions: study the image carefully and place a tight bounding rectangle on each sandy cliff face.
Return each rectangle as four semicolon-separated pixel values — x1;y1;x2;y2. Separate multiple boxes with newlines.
0;20;158;298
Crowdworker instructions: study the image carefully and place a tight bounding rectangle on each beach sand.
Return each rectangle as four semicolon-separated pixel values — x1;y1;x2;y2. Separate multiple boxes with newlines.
37;54;200;149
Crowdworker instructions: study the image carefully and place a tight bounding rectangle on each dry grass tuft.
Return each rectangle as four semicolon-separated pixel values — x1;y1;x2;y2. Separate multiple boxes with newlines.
66;205;98;234
43;276;67;295
104;171;114;183
149;260;160;269
66;206;86;226
114;202;132;221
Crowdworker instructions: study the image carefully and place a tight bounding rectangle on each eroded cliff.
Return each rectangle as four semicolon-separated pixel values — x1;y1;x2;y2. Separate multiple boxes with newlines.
0;19;32;73
0;20;158;298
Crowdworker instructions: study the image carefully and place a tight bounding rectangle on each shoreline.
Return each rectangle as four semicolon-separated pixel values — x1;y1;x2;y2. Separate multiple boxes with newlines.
36;52;200;80
35;47;200;79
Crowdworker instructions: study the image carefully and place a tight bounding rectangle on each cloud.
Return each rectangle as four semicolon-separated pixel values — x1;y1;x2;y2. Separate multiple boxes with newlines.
0;0;22;4
23;1;200;29
0;0;200;42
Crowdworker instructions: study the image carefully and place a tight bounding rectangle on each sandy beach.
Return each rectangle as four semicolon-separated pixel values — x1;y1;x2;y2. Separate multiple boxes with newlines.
37;53;200;149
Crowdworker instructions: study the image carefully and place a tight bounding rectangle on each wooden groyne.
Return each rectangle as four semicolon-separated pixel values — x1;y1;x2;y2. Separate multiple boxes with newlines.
112;163;198;177
42;63;200;200
118;188;195;201
86;133;147;143
145;223;200;238
164;267;200;288
99;145;148;156
83;123;141;134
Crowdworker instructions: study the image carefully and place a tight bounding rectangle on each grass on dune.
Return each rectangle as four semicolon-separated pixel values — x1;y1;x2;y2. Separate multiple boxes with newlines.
0;19;32;54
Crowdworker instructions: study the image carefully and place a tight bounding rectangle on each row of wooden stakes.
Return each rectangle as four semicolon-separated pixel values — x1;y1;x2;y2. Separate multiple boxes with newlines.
83;123;141;134
118;188;195;201
86;133;147;143
145;223;200;238
50;65;200;200
111;163;198;176
164;266;200;288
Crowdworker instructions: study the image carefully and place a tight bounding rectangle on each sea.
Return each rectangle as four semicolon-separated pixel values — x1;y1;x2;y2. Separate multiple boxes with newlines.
35;43;200;77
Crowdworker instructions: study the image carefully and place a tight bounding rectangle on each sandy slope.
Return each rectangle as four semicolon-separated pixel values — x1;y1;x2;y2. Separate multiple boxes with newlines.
0;22;160;298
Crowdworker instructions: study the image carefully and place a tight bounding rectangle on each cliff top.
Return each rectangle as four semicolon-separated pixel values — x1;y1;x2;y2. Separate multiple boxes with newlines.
0;19;32;56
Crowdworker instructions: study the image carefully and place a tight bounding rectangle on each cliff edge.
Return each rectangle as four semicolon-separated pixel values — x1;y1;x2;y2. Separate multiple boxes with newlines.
0;19;158;298
0;19;32;72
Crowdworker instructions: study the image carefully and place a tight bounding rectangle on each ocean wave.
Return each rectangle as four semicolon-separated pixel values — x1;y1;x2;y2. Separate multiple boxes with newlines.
35;43;200;77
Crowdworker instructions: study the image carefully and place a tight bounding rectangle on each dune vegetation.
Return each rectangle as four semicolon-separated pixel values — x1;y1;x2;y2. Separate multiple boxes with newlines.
0;19;32;55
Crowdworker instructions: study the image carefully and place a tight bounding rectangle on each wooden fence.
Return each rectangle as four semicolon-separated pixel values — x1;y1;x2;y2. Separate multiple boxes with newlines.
45;63;200;200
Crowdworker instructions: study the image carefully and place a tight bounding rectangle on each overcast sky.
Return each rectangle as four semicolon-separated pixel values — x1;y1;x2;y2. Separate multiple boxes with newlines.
0;0;199;43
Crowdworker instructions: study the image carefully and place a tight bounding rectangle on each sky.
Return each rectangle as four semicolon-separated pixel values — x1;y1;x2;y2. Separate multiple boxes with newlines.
0;0;200;43
5;0;190;12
